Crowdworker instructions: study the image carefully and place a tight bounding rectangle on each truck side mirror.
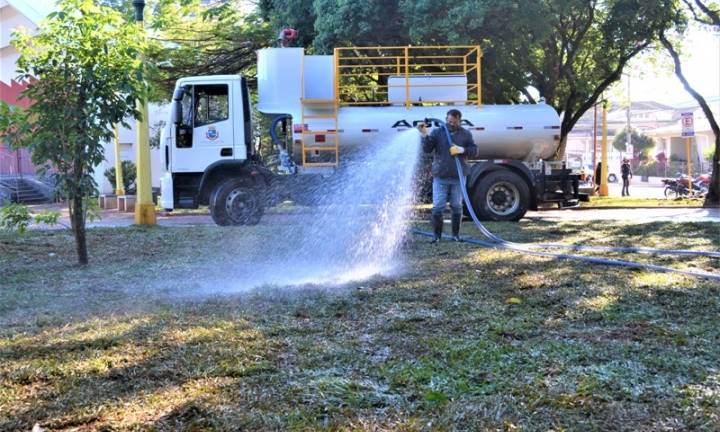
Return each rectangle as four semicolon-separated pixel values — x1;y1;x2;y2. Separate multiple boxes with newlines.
171;101;182;125
171;85;189;125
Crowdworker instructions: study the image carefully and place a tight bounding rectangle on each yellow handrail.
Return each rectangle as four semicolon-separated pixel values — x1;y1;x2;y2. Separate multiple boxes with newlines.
341;71;470;77
339;83;472;90
338;54;469;61
335;45;481;50
334;45;483;108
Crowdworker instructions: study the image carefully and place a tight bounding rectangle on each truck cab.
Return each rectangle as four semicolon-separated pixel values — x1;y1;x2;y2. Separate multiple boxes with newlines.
160;75;263;221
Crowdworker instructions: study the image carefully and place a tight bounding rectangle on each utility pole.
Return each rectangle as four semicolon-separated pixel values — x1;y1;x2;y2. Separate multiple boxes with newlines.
132;0;156;225
626;73;632;158
600;99;609;197
113;125;125;196
681;111;695;193
593;104;597;170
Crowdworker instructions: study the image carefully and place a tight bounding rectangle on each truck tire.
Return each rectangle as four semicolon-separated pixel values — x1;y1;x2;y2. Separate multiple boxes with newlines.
470;170;530;221
210;178;264;226
608;173;618;183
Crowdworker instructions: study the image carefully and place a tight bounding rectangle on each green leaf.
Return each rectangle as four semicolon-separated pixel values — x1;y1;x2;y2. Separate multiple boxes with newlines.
424;390;449;404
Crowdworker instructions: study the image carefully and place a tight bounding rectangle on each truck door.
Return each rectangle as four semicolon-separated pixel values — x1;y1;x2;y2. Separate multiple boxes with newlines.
172;83;235;173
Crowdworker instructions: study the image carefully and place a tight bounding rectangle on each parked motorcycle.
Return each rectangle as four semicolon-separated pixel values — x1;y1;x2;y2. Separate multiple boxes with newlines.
662;174;709;199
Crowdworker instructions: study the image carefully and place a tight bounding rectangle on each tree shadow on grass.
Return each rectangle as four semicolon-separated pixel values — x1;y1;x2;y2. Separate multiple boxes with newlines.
0;307;283;431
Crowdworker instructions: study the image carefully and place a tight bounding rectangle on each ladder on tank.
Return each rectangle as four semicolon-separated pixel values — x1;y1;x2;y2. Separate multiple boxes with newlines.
300;98;339;168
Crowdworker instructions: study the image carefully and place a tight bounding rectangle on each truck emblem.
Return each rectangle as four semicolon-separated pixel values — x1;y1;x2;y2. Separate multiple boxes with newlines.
206;126;219;141
391;119;474;128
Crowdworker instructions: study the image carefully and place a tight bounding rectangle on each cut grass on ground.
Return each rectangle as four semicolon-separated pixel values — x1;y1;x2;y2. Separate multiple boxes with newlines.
1;219;719;430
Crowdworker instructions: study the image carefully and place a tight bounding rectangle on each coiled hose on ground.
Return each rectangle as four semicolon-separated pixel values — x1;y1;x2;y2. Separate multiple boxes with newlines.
413;119;720;282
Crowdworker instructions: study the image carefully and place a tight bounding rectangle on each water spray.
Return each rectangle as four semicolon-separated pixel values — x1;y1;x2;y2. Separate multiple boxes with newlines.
221;129;423;292
414;118;720;282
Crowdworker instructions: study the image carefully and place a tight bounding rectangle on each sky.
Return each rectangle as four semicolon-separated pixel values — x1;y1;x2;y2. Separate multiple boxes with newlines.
618;26;720;107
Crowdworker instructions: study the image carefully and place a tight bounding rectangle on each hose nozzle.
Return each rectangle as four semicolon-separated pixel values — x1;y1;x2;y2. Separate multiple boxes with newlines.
424;118;445;127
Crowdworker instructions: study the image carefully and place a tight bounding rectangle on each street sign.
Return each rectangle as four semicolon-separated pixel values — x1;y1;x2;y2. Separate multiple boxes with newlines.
681;112;695;137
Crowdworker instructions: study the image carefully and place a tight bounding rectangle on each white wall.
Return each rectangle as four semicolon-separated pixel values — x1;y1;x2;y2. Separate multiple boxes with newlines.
0;3;36;84
97;103;169;194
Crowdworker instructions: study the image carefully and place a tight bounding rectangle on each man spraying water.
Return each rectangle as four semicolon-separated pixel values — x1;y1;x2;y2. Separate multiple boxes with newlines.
418;109;479;243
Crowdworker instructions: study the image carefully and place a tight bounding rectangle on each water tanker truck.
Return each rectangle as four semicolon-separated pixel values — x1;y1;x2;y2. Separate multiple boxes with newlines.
159;45;585;224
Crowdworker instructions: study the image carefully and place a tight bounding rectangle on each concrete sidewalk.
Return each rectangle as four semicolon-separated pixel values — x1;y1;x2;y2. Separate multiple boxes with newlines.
528;207;720;222
24;202;720;230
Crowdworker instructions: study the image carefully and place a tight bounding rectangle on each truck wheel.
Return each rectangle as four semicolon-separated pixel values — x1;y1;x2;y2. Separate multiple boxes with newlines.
470;170;530;221
608;173;618;183
210;178;264;226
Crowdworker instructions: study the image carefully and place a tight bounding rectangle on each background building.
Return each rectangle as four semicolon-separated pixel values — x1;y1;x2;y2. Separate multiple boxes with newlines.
566;98;719;178
0;0;54;178
1;0;164;202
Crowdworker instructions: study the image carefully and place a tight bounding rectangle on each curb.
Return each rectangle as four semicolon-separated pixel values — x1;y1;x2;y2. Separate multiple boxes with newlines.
158;206;719;216
541;206;712;211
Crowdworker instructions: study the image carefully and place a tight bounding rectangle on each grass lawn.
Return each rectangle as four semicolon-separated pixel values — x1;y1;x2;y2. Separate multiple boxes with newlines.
1;219;719;430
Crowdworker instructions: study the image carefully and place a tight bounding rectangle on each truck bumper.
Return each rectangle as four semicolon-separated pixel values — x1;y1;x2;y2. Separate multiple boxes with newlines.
160;173;174;211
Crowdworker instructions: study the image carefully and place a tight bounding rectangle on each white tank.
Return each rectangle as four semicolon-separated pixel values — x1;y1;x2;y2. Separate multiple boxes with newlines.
257;47;561;162
297;104;560;162
256;48;304;116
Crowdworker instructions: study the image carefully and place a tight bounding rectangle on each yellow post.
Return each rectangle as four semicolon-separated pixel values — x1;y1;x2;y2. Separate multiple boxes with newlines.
404;46;410;109
333;48;339;103
600;99;609;196
133;0;156;225
686;137;693;192
475;47;481;106
113;124;125;196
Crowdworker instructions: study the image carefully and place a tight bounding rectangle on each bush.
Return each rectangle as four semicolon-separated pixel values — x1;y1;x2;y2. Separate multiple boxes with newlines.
635;160;658;177
0;202;59;234
0;203;32;234
104;160;136;195
704;146;715;162
612;127;655;158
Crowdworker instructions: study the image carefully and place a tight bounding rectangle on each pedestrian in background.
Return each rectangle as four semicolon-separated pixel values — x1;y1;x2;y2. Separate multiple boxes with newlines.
621;158;633;196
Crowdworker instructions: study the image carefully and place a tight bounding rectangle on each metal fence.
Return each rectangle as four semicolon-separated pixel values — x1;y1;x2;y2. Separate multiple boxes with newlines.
333;45;483;108
0;145;35;176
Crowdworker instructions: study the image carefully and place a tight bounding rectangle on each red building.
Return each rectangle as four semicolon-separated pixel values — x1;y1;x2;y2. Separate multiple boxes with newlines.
0;79;34;175
1;0;54;177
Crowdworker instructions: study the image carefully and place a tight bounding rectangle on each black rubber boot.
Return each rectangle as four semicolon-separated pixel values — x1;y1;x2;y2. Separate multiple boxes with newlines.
451;213;462;242
431;213;443;243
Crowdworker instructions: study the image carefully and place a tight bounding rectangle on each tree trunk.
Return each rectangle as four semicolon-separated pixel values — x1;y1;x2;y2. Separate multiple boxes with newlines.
69;196;88;265
555;133;569;162
660;32;720;207
707;136;720;206
554;106;578;160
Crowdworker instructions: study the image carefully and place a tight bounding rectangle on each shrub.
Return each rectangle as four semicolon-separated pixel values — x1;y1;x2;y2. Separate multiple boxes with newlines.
635;160;658;177
0;202;59;234
0;202;32;234
104;160;137;195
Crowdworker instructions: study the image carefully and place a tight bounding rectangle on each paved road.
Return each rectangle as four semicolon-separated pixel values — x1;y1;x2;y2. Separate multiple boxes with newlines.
25;202;720;230
528;207;720;223
607;182;664;198
584;177;687;199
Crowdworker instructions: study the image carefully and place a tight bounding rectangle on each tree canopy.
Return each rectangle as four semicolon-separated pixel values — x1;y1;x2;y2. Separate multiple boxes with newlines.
612;127;656;160
255;0;677;157
657;0;720;206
